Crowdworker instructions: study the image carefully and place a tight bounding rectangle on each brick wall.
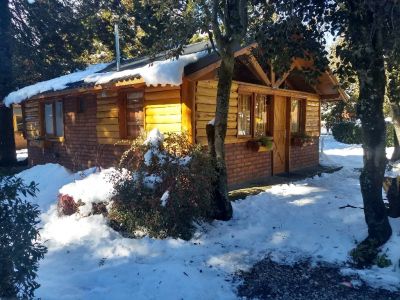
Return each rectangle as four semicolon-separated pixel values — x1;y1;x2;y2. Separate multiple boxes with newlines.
289;140;319;171
28;97;128;171
225;142;272;186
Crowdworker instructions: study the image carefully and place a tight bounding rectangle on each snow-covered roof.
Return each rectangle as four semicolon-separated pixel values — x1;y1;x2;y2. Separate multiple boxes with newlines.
4;42;211;107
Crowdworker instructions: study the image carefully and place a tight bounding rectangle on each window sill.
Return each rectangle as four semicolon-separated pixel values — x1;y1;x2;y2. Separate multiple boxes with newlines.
45;137;64;143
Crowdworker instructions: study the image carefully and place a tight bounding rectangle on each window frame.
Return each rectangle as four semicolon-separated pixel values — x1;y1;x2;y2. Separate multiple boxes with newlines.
237;92;271;139
118;89;145;139
41;99;65;140
290;98;306;135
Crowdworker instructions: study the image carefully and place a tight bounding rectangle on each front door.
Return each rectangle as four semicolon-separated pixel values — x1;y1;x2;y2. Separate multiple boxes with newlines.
273;96;287;174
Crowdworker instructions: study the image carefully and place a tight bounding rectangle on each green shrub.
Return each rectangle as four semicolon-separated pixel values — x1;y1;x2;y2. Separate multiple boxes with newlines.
332;121;396;146
0;176;47;299
108;130;217;240
386;122;395;147
332;122;363;144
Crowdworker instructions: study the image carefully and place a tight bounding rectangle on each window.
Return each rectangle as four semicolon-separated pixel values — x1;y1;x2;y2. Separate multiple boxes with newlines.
44;100;64;138
76;97;86;113
254;95;269;137
290;99;304;134
238;93;270;138
238;94;252;136
121;90;144;138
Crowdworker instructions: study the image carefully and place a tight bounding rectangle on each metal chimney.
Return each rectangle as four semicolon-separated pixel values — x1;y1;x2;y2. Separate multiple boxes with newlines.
114;24;121;71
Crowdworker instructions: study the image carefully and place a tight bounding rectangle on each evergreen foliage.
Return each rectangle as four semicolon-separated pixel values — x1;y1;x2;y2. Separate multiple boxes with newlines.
0;176;47;299
109;132;217;240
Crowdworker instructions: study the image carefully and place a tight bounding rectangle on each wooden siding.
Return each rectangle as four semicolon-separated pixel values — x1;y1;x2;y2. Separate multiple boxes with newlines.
96;85;182;144
305;99;320;136
194;80;321;146
96;90;120;144
23;100;41;142
145;86;181;133
195;80;239;144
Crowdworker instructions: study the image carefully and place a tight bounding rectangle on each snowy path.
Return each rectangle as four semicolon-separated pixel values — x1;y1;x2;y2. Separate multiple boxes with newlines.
16;135;400;299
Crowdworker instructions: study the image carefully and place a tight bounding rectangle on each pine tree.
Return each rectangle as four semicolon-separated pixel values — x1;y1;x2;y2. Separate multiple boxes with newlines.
0;0;16;166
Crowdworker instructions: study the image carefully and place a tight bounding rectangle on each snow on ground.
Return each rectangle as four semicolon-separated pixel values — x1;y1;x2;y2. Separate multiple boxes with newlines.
16;148;28;162
15;135;400;299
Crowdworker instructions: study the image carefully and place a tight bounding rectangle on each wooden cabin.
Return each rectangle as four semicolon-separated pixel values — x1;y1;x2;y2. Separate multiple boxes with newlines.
8;42;346;187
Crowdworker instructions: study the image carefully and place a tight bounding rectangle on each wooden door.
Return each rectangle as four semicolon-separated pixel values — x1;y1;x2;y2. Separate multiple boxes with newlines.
273;96;287;174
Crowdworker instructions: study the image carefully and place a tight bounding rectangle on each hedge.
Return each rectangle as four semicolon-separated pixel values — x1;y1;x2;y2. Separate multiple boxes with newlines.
332;121;395;146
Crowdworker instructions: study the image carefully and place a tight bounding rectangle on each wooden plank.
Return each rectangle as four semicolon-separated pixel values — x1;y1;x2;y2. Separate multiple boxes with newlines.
146;114;181;124
97;118;119;125
145;89;181;101
196;104;237;114
97;99;117;106
97;131;121;138
196;112;237;121
196;128;237;137
196;136;240;145
196;86;239;98
196;120;236;129
196;95;238;106
145;85;180;93
144;99;181;107
197;80;239;91
145;123;181;133
97;110;119;118
237;82;320;100
98;91;118;98
96;124;120;132
97;137;122;144
146;105;181;115
25;102;39;109
181;78;195;141
97;106;118;113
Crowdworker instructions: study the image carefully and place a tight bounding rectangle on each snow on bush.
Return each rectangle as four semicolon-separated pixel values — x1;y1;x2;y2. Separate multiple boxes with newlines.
109;129;216;240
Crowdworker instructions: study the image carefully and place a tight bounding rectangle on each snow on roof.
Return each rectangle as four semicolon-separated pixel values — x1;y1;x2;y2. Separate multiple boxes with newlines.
4;50;208;107
4;63;110;107
84;51;207;87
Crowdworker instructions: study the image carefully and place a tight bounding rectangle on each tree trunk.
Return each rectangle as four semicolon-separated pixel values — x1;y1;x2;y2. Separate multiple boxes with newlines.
0;0;16;166
388;77;400;162
357;38;392;247
383;177;400;218
390;124;400;162
207;53;235;221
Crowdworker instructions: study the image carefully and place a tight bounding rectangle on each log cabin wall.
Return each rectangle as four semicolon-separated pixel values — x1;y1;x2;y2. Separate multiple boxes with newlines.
23;78;321;185
96;85;182;145
24;84;184;171
26;95;127;170
193;79;321;185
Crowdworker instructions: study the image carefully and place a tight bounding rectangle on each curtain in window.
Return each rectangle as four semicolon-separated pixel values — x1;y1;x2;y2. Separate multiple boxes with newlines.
44;103;54;135
55;101;64;137
238;95;252;136
291;99;300;133
254;95;267;137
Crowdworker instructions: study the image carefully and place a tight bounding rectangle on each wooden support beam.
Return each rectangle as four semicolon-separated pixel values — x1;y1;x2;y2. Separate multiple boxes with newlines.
270;64;276;87
273;64;295;89
246;55;271;86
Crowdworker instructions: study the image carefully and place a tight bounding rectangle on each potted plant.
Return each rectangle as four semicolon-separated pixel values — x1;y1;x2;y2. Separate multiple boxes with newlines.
247;136;274;152
291;133;316;147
